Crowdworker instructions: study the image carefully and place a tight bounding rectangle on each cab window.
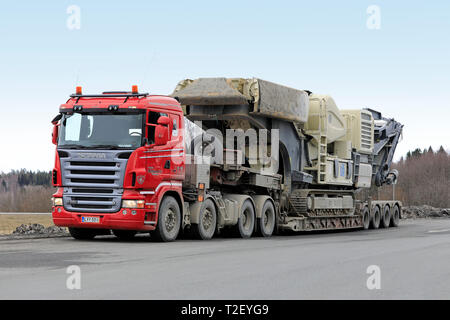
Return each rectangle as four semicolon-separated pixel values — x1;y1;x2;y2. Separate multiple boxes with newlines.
147;111;167;144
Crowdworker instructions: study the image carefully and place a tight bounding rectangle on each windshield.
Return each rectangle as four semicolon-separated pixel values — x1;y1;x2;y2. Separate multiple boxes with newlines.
58;112;144;149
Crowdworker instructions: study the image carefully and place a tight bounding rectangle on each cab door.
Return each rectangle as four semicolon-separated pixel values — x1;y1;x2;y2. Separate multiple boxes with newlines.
167;112;184;181
144;110;184;188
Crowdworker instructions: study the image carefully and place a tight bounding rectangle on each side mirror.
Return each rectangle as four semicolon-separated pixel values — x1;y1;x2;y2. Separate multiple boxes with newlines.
157;116;170;125
52;124;59;145
154;116;170;146
51;114;62;145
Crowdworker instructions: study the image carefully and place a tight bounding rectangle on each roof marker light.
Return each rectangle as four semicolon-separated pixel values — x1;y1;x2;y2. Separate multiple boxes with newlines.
76;86;82;95
132;85;138;94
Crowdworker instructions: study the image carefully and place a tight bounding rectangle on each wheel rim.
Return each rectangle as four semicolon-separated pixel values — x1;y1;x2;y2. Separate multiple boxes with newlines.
202;208;213;231
263;212;269;227
242;208;252;231
262;207;274;232
374;209;380;225
363;210;370;227
394;208;399;222
165;208;177;232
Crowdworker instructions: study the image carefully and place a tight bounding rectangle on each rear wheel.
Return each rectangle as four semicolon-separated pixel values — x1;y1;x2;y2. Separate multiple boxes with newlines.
370;206;381;229
362;206;370;230
257;200;275;237
192;199;217;240
390;205;400;227
381;206;391;228
112;229;137;240
235;199;255;238
150;196;181;242
69;227;97;240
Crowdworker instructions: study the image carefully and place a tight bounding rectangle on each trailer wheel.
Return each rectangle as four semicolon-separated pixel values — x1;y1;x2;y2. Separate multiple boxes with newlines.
381;206;391;228
112;230;137;240
68;227;97;240
390;205;400;227
257;200;275;237
192;199;217;240
370;206;381;229
236;199;255;239
362;206;370;230
150;196;181;242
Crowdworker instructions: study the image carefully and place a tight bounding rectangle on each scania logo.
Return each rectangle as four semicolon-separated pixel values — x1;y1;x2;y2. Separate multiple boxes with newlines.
137;175;145;185
78;153;107;159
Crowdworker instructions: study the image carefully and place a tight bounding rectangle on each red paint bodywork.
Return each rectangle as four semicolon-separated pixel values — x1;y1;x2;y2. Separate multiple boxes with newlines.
52;92;185;231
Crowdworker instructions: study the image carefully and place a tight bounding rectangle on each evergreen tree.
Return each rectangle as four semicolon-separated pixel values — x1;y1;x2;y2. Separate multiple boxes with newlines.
411;148;422;158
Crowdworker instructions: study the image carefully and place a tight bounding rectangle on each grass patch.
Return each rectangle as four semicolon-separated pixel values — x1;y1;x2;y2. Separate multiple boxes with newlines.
0;214;54;235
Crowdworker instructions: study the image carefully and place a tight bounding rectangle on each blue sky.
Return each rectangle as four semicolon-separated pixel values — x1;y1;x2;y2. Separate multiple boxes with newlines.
0;0;449;171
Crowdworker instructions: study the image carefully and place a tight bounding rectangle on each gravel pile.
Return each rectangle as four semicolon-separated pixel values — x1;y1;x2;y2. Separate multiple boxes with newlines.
402;205;450;219
12;224;68;235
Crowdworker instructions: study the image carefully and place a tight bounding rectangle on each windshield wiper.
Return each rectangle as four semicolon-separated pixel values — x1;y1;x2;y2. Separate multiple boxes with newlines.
58;144;89;149
59;144;134;150
89;144;130;150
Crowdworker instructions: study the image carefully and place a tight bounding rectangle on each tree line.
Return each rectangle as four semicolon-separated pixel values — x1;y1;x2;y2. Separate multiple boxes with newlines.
378;146;449;208
0;169;51;192
0;170;54;212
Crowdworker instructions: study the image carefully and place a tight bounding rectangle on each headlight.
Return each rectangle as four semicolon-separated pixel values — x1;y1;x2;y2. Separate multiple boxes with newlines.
52;197;63;206
122;199;145;209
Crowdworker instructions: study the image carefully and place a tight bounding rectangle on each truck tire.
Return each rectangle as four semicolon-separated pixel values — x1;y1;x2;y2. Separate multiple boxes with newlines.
192;199;217;240
257;200;275;237
150;196;181;242
370;206;381;229
235;199;255;239
381;205;391;228
69;227;97;240
112;230;137;240
362;206;370;230
390;205;400;227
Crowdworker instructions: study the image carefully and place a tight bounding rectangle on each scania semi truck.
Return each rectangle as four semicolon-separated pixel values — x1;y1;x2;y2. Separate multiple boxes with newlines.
51;79;403;241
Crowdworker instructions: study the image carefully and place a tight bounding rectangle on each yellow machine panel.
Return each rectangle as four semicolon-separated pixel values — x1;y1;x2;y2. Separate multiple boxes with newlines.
324;157;353;186
341;109;374;154
304;94;346;143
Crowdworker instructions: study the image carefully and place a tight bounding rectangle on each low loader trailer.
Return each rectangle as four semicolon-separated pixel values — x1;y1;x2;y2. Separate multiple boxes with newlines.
51;80;403;241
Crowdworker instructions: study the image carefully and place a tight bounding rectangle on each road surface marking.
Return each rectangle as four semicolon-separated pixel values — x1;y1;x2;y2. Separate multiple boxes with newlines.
427;229;450;233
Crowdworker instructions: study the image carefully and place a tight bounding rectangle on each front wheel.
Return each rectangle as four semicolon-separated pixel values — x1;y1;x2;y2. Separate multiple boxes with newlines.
150;196;181;242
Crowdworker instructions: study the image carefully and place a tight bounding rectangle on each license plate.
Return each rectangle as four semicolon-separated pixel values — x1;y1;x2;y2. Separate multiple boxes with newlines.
81;216;100;223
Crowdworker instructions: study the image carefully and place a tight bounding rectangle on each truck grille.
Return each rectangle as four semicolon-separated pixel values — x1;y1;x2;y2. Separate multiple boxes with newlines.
59;150;130;213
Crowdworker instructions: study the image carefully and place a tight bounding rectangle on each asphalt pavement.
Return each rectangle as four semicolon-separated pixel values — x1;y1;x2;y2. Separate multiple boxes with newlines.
1;218;449;299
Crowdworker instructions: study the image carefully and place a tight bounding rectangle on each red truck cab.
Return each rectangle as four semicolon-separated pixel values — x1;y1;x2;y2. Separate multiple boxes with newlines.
51;86;185;241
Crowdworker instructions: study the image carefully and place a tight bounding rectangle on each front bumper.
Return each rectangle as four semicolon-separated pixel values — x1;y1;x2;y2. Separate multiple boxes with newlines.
52;206;155;231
